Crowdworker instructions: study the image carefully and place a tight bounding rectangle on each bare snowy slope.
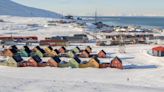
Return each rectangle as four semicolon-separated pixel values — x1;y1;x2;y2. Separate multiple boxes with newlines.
0;0;61;18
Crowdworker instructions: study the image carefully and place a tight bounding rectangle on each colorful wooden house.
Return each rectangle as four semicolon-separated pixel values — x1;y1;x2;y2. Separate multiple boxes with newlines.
6;57;18;67
24;46;32;57
12;55;25;67
45;46;56;57
110;56;123;69
17;49;28;57
3;49;14;57
59;56;81;68
72;46;81;53
0;57;8;66
85;46;92;53
98;50;106;58
59;46;66;54
67;50;76;58
36;46;46;56
79;57;100;68
32;55;47;67
80;50;90;58
31;48;44;57
47;56;61;67
69;56;81;68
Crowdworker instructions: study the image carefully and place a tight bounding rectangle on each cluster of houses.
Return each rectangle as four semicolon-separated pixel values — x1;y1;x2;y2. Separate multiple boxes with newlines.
85;23;164;46
0;45;123;69
96;31;154;45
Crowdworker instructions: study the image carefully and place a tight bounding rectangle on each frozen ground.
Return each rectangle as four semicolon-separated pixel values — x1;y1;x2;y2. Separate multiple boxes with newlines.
0;16;164;92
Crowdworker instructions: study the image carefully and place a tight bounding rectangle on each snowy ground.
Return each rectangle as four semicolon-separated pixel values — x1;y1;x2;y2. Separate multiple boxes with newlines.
0;16;164;92
1;44;164;92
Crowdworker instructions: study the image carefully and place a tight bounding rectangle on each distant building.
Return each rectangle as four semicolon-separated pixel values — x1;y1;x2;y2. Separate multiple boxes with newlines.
96;31;154;45
65;15;74;20
47;34;89;43
0;36;38;41
40;39;68;46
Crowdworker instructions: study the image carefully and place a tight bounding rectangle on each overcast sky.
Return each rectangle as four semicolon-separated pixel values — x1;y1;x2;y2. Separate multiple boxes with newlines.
13;0;164;16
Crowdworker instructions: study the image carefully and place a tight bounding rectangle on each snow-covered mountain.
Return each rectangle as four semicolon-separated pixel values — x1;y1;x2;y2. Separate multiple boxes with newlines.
0;0;61;18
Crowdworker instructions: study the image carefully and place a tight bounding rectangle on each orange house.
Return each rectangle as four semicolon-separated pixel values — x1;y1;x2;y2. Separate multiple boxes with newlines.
98;50;106;58
59;47;66;54
110;57;123;69
3;49;17;57
80;50;90;58
47;56;61;67
27;55;47;67
27;58;38;67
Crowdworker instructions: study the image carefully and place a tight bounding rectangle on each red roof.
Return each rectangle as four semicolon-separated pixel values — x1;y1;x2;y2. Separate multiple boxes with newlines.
0;36;38;40
152;46;164;52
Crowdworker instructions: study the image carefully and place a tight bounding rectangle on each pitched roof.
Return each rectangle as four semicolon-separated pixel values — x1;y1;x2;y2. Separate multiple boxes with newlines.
111;56;122;64
93;56;100;64
32;55;42;63
152;46;164;52
10;48;17;54
54;49;60;54
61;46;66;51
101;50;106;55
87;46;92;50
13;55;23;62
36;46;46;54
52;56;61;63
76;46;80;51
24;46;32;54
48;46;53;50
74;56;81;64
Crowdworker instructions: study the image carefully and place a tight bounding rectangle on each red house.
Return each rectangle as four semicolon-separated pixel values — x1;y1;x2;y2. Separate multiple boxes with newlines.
110;57;123;69
98;50;106;58
152;46;164;57
59;47;66;54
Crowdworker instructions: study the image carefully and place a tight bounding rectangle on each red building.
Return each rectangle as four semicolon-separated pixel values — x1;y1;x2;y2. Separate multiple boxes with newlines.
152;46;164;57
40;40;68;46
0;36;38;41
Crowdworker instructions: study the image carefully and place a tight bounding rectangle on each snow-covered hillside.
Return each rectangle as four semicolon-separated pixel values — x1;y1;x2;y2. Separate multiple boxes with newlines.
0;16;84;40
0;0;61;18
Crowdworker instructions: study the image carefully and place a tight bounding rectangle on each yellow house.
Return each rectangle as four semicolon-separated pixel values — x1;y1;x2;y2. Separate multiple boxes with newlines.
79;57;100;68
6;57;18;67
